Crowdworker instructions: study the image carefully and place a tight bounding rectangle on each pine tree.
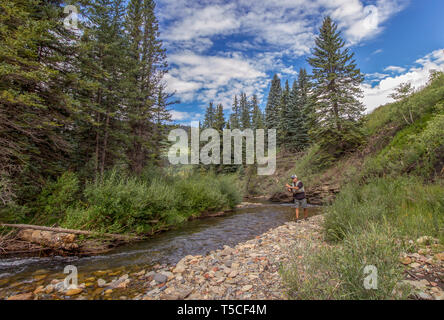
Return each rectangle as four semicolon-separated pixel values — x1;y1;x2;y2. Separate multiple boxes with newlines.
308;16;365;157
278;80;291;146
125;0;170;174
213;104;226;132
76;0;128;179
229;95;240;129
251;95;264;130
265;74;282;130
284;72;310;151
203;102;215;128
295;68;311;149
239;92;251;130
0;0;77;200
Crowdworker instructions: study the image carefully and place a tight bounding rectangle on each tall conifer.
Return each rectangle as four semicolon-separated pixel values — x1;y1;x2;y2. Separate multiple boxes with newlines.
308;17;364;157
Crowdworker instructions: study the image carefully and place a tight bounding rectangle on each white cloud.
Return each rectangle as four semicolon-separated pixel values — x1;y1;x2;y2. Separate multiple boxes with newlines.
384;65;407;73
156;0;409;119
362;49;444;112
367;72;390;80
158;0;408;56
166;52;267;109
170;110;202;122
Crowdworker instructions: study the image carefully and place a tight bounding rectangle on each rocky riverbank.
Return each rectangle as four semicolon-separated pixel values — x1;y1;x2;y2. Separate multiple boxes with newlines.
139;215;325;300
2;212;443;300
1;215;325;300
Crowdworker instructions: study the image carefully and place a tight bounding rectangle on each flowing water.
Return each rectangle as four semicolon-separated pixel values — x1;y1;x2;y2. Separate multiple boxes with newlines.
0;202;321;297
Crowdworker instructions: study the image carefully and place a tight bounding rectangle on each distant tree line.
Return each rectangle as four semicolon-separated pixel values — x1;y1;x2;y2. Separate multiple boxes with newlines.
202;17;365;163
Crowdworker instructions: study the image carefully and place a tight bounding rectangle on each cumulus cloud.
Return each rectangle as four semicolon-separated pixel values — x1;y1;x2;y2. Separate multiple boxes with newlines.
384;65;407;73
166;52;267;109
362;49;444;112
157;0;409;119
170;110;202;122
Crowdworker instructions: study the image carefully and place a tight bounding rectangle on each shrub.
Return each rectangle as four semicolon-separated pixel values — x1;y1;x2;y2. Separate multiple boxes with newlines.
34;171;80;225
62;169;243;234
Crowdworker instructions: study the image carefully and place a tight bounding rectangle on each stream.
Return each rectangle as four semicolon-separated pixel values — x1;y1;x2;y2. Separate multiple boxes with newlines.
0;202;321;299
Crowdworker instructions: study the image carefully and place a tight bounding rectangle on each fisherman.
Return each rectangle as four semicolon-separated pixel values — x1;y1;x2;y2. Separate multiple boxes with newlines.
286;174;308;222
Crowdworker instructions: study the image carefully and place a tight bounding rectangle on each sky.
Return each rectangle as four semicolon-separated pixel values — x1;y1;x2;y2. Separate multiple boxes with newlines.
154;0;444;124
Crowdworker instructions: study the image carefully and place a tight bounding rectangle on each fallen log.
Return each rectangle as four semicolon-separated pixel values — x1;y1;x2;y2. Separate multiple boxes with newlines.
1;223;139;241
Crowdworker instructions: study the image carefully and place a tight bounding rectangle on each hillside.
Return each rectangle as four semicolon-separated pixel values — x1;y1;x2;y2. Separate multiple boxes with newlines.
247;72;444;205
253;73;444;300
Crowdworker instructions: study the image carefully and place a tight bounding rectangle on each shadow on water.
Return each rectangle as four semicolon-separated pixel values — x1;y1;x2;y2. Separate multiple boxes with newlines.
0;202;321;285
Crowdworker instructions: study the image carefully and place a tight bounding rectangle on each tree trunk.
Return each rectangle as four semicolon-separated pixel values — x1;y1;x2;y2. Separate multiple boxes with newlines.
1;223;140;241
100;111;110;177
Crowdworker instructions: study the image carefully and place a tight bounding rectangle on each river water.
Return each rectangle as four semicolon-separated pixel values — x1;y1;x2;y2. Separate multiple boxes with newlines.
0;202;321;295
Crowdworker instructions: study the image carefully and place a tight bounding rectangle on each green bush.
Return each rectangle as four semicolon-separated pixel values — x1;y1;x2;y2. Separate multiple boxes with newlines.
34;171;80;225
62;169;243;234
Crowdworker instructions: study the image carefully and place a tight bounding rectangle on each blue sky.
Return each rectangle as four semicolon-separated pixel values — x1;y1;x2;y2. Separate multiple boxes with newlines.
154;0;444;124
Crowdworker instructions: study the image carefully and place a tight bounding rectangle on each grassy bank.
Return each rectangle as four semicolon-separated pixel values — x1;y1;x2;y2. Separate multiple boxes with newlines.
282;177;443;299
281;74;444;299
0;168;243;236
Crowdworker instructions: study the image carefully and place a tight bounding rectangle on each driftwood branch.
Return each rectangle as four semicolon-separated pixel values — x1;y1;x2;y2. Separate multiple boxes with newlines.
1;223;139;241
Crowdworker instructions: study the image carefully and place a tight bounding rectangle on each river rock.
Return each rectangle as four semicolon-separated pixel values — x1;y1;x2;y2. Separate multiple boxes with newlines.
7;292;34;300
242;285;253;292
417;291;432;300
435;253;444;261
65;288;83;296
45;284;54;294
228;271;238;278
153;273;168;284
33;285;45;295
400;257;412;265
173;265;186;273
97;279;107;287
416;236;437;245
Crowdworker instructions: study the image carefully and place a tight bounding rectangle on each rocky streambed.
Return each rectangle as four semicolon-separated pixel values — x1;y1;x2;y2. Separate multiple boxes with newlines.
1;214;325;300
1;206;443;300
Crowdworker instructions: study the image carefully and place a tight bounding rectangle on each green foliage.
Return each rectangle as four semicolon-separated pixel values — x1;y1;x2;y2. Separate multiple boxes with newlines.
229;95;241;129
363;111;444;178
308;16;365;157
283;69;311;151
251;95;265;130
62;169;243;234
34;172;80;225
324;177;444;243
365;72;444;136
0;0;77;197
265;74;282;130
203;102;216;128
282;223;410;300
213;104;226;132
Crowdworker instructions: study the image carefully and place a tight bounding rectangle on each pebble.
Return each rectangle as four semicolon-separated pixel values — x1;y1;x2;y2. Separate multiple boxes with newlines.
65;288;83;296
153;273;168;284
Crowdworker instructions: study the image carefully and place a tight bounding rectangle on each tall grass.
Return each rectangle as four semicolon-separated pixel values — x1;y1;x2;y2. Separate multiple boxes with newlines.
282;75;444;299
324;177;444;243
282;223;411;300
282;176;443;299
62;169;243;234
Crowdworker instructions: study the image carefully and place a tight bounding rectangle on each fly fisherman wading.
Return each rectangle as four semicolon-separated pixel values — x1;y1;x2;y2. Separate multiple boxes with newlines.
286;175;308;222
